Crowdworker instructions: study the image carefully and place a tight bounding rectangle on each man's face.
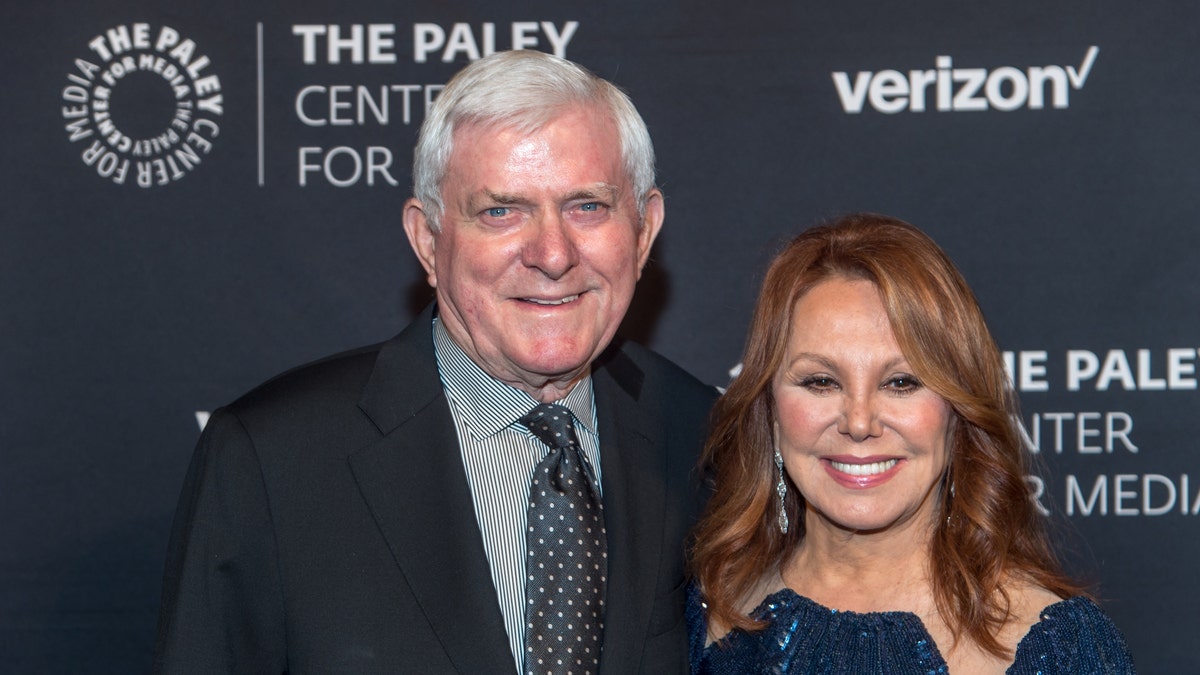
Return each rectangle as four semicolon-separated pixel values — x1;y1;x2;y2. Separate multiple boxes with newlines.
404;104;663;401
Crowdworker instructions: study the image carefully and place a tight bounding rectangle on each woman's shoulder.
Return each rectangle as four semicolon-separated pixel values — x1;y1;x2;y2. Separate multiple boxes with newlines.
1011;595;1136;674
688;583;949;674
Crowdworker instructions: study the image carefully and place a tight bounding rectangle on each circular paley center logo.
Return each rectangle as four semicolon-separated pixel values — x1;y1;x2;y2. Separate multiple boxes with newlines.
61;23;223;187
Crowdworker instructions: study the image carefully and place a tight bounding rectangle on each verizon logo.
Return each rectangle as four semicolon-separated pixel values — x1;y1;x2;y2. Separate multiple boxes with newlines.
833;46;1099;113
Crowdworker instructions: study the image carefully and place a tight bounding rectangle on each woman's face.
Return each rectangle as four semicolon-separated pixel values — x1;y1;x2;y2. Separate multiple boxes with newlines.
772;277;952;537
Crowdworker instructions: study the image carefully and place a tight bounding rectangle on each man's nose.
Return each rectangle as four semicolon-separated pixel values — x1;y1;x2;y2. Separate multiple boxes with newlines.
522;214;579;280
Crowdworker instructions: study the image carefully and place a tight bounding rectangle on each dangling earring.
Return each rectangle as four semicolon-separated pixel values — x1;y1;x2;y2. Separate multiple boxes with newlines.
774;424;789;535
945;477;956;526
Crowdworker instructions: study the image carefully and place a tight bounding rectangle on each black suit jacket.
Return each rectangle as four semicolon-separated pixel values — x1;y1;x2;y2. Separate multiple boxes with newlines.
154;306;717;674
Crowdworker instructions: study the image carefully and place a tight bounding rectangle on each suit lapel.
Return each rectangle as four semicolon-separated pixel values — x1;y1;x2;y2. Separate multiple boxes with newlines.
349;307;513;672
591;346;665;674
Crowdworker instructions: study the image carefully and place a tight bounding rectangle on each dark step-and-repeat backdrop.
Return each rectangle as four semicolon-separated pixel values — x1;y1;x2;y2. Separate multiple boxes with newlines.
5;1;1196;672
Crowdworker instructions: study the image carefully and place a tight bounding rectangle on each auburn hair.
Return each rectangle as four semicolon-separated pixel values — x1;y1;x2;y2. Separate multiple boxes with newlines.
690;213;1083;658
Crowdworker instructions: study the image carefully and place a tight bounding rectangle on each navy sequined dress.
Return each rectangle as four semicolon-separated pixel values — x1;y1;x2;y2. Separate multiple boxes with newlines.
687;585;1135;674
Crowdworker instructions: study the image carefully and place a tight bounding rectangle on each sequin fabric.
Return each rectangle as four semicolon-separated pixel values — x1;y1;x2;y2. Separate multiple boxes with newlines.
687;584;1135;674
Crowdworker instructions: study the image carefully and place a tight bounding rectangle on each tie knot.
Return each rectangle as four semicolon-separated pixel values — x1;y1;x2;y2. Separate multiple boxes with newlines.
519;403;579;451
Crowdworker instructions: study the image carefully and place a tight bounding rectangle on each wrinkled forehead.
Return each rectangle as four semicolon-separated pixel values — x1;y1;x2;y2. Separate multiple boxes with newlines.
451;100;609;143
445;106;628;185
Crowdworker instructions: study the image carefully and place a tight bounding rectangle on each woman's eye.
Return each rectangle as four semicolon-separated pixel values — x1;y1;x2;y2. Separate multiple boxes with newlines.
800;376;837;391
886;375;921;391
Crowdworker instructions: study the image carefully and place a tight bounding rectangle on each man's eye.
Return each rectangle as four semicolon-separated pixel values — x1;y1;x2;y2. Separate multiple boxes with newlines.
579;202;600;212
486;207;509;218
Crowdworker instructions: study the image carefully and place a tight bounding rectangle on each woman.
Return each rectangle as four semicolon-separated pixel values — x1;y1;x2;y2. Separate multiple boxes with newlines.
688;214;1134;673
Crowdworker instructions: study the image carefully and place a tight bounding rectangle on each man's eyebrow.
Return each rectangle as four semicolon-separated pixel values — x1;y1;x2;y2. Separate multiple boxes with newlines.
480;190;526;205
564;184;621;202
471;185;623;209
463;191;526;213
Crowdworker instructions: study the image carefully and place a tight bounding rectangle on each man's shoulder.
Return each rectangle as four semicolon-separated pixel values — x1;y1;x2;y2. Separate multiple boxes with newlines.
608;339;702;379
232;342;385;409
225;310;437;422
601;339;718;407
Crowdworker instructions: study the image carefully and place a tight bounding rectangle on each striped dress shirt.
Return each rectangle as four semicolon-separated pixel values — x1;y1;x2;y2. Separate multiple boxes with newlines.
432;319;603;674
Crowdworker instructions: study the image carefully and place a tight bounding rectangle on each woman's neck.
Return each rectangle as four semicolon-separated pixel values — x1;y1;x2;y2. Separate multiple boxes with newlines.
780;513;938;615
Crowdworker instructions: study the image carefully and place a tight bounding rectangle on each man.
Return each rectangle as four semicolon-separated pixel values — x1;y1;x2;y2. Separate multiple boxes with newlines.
153;50;716;674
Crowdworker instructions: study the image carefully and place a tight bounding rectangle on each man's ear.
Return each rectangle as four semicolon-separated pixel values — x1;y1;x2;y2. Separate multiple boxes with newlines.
402;198;438;287
635;189;665;277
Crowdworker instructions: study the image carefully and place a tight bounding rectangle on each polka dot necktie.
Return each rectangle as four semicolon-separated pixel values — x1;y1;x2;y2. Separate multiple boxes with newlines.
519;403;607;675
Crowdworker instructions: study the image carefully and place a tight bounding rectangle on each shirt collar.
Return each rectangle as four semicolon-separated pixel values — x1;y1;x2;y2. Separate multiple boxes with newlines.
432;317;597;439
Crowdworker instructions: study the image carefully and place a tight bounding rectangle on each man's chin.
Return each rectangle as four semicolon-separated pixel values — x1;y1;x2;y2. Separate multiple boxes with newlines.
520;357;592;380
509;349;598;385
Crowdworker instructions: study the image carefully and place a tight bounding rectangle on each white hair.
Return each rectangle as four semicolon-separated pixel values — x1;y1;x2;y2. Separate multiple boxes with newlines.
412;50;657;230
